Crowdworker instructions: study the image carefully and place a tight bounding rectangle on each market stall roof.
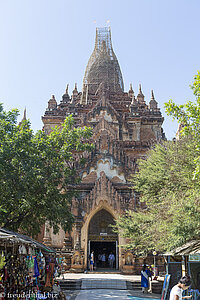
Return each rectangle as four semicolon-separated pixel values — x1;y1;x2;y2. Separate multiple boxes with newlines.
0;228;56;253
164;240;200;256
0;231;15;239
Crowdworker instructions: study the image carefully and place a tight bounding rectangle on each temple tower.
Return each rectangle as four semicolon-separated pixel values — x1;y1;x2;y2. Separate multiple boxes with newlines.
41;27;165;273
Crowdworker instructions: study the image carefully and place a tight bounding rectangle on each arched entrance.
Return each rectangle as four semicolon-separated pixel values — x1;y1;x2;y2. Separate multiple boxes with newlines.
87;209;118;270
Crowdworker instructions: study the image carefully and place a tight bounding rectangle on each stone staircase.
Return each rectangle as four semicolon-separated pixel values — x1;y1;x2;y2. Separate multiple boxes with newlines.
126;281;163;293
87;269;121;274
59;279;140;291
59;278;162;293
59;279;82;290
82;279;127;290
126;281;141;290
152;281;163;294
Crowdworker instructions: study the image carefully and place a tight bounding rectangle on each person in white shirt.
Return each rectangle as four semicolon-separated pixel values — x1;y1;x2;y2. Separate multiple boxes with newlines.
169;275;192;300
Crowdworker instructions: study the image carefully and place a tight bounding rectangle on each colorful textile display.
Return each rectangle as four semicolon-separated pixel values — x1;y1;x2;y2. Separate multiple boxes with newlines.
34;256;40;277
0;253;5;270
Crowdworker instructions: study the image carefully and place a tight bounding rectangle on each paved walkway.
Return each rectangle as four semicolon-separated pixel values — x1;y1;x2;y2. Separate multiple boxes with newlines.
73;289;132;299
129;290;160;299
64;289;160;300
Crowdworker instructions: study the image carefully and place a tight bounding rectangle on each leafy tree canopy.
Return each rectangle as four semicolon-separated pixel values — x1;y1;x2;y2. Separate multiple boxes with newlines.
165;71;200;178
0;104;93;236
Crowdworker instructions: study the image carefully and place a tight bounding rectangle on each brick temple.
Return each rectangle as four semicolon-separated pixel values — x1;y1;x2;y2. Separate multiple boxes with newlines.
41;27;165;273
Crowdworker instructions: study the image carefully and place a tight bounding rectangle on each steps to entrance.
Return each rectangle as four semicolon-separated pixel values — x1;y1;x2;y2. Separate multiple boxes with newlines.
152;281;163;294
59;279;142;291
81;279;127;290
59;279;82;290
126;281;141;290
87;269;121;274
58;274;163;294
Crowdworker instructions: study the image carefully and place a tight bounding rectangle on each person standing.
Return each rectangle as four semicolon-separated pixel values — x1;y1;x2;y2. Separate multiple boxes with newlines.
108;252;115;268
141;264;152;293
169;275;192;300
101;253;106;268
147;265;154;293
98;253;102;267
90;251;94;271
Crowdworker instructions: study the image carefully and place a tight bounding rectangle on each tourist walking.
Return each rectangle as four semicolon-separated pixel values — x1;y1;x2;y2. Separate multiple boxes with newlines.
169;275;192;300
141;264;152;293
90;251;94;271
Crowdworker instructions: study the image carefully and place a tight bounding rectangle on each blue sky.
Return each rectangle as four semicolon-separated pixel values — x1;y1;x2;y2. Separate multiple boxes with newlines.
0;0;199;140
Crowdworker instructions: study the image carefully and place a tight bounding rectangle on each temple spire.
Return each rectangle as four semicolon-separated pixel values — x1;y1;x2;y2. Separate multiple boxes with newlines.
23;107;27;121
81;84;89;105
73;83;78;95
19;107;27;126
74;83;77;92
151;89;155;100
47;95;57;110
137;84;145;103
149;89;158;110
72;83;78;103
83;27;124;94
66;84;69;94
128;83;134;98
139;84;143;95
62;84;70;103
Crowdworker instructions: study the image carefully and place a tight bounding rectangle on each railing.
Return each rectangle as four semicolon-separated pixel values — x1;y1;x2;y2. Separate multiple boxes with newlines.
183;289;200;300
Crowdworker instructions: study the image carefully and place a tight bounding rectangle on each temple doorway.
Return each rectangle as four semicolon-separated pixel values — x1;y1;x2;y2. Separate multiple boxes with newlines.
90;241;117;269
87;209;118;270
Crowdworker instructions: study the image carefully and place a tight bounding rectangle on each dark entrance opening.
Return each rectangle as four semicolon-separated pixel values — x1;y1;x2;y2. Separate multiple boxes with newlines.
88;209;118;270
90;241;116;269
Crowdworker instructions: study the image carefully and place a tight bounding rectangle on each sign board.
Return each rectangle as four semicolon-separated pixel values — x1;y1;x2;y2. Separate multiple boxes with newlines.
189;254;200;262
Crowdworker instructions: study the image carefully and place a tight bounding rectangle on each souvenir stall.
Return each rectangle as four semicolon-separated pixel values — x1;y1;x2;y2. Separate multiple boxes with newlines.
164;239;200;300
54;255;66;279
0;228;59;299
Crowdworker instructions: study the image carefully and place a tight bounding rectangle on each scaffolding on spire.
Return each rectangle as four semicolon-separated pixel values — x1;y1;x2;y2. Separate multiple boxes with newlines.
83;27;124;94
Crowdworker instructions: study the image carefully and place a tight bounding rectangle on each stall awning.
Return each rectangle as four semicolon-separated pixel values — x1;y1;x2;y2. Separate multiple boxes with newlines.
163;240;200;256
0;232;16;239
0;228;55;253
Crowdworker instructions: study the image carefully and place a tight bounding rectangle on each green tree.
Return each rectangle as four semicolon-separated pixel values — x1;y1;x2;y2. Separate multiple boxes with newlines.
165;71;200;178
115;73;200;254
0;104;93;236
115;138;200;254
